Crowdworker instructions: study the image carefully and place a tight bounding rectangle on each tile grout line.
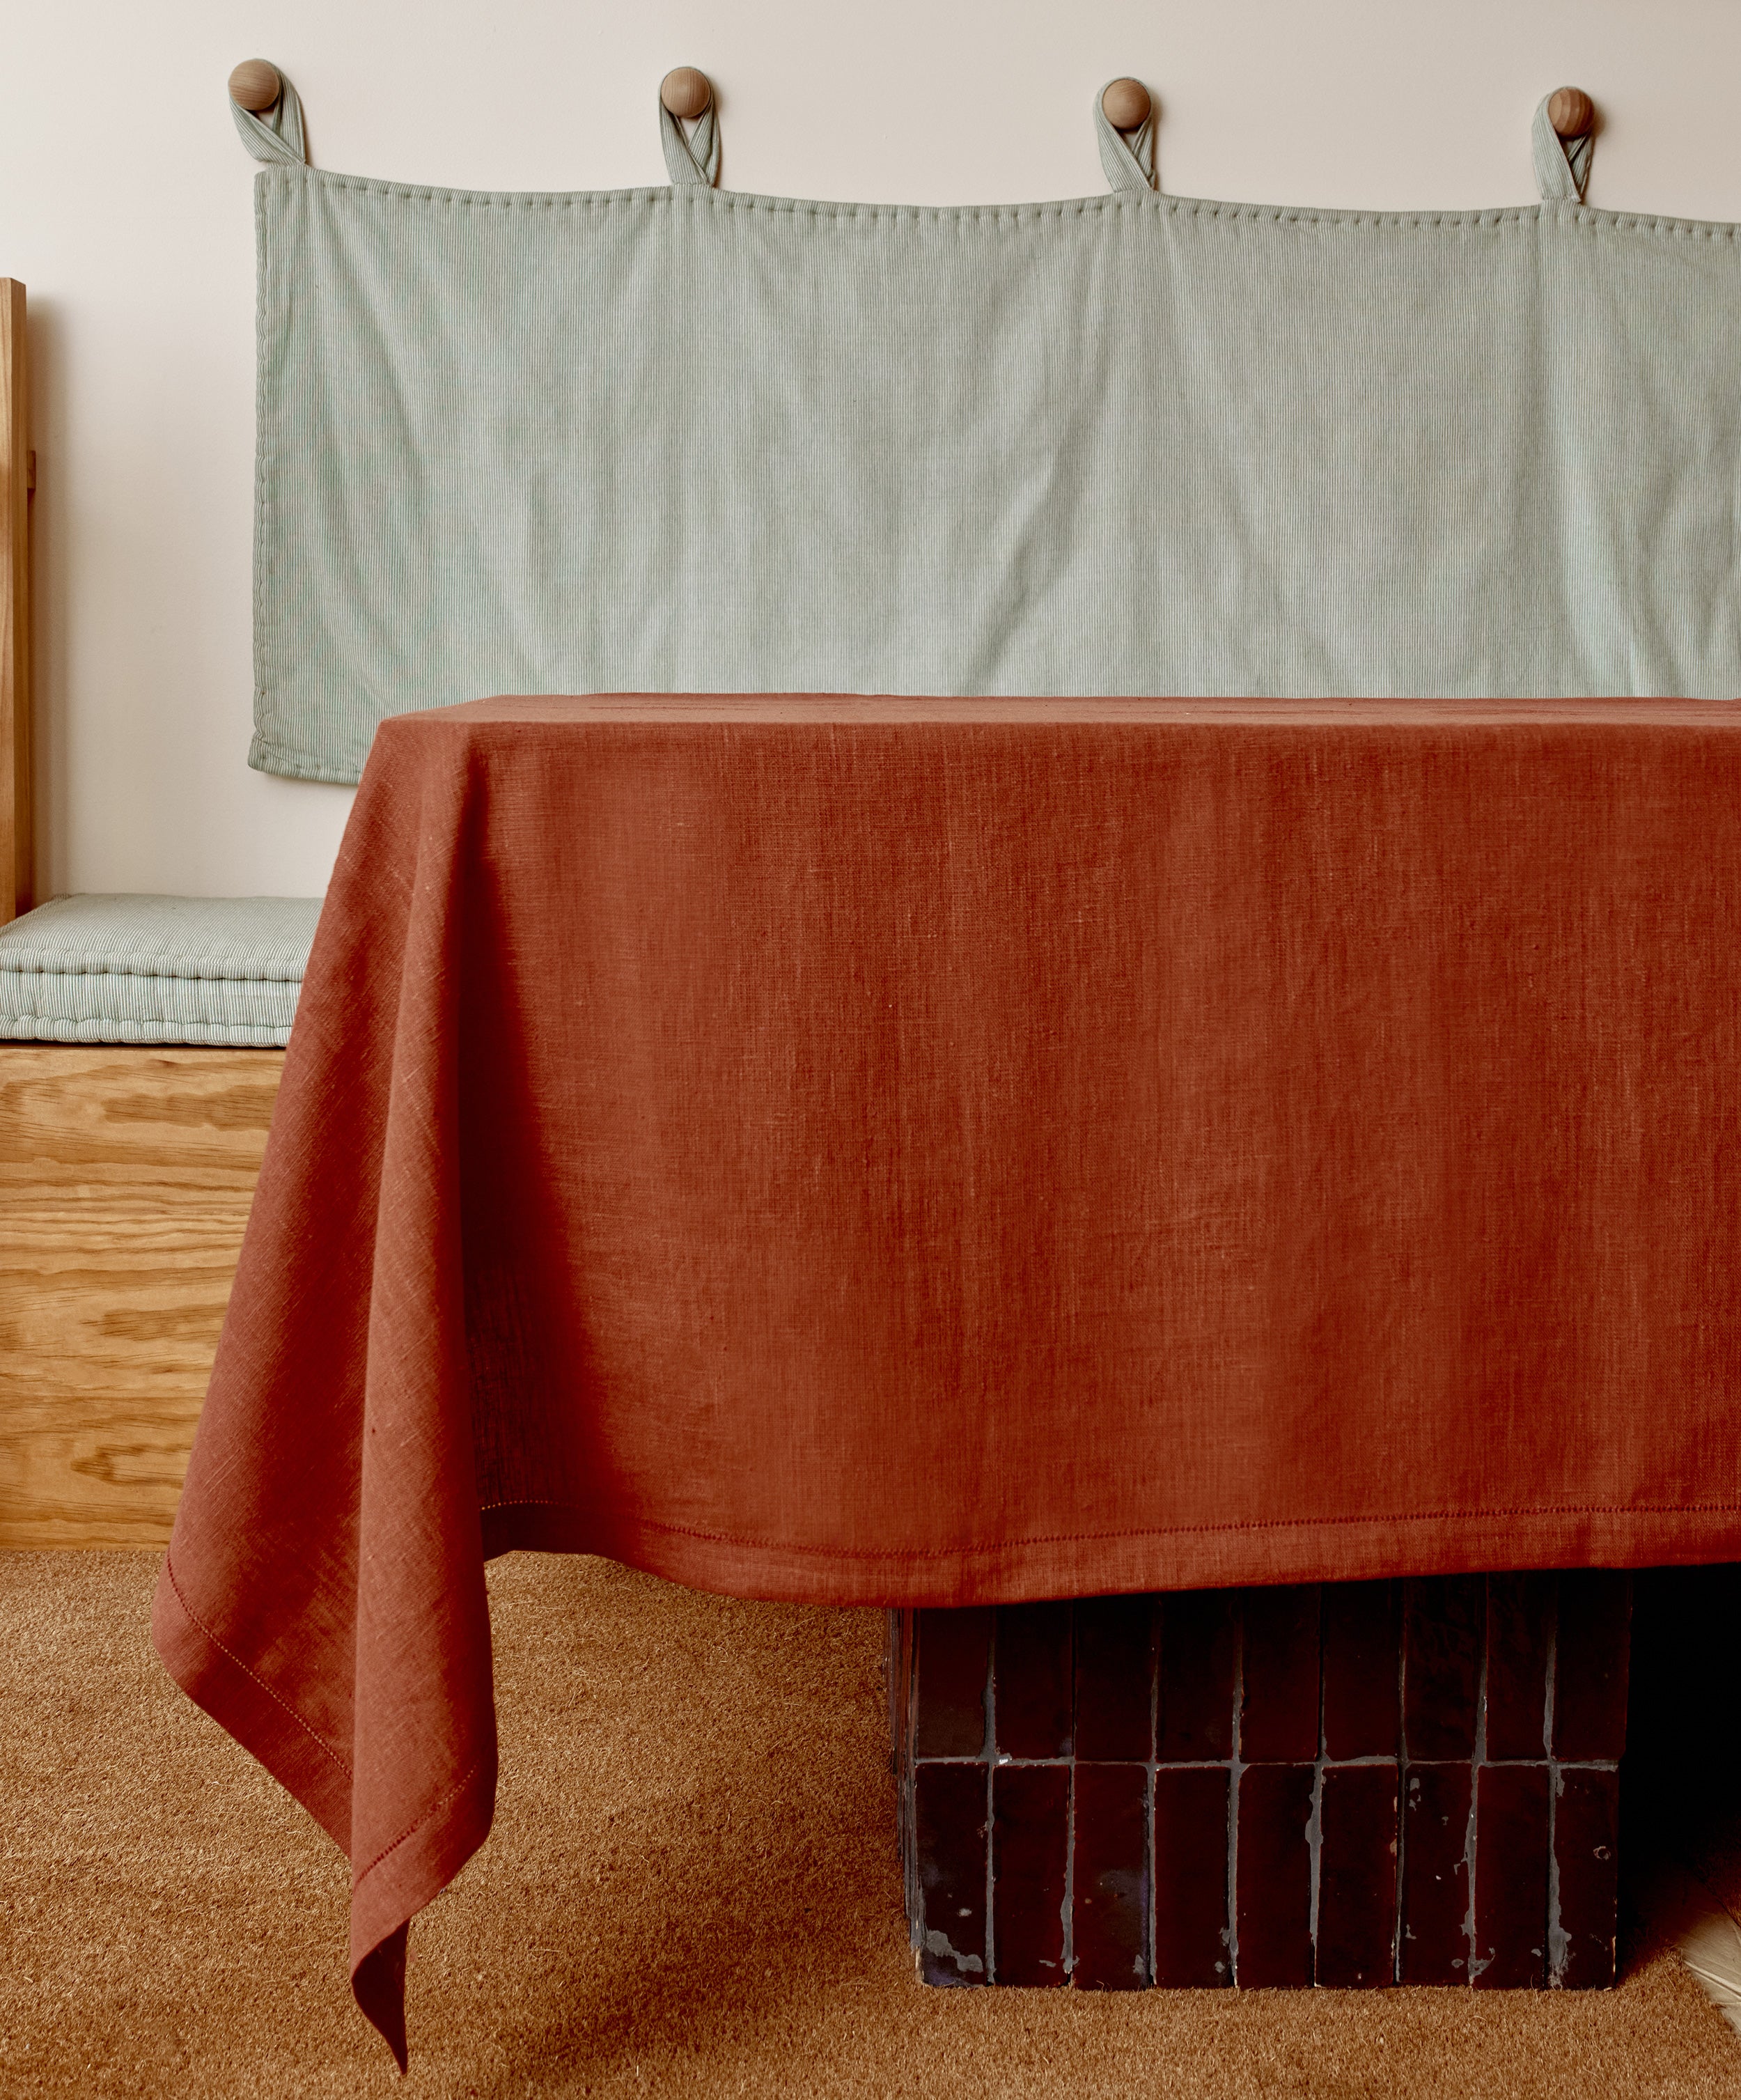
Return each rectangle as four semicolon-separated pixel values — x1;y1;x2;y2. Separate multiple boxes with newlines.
1306;1587;1326;1984
933;1751;1407;1771
1391;1583;1408;1984
985;1612;997;1986
1142;1596;1150;1991
902;1611;920;1966
1545;1578;1565;1986
1062;1605;1076;1985
1465;1578;1490;1982
1228;1597;1244;1986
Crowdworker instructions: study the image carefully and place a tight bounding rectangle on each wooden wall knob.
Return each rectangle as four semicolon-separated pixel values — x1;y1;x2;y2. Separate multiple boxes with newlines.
1547;86;1595;139
660;68;712;120
1101;77;1152;130
228;59;283;114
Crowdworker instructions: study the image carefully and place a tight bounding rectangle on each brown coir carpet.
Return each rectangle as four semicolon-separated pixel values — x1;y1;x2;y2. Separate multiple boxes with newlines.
1;1553;1738;2099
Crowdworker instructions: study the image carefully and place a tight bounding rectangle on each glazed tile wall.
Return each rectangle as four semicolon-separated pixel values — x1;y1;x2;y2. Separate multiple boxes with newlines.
889;1572;1630;1991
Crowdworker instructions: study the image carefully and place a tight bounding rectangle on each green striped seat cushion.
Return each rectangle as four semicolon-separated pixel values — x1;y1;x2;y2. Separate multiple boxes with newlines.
0;895;320;1047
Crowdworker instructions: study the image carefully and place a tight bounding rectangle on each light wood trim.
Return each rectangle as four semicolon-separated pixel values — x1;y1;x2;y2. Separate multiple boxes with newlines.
0;279;31;925
0;1047;283;1547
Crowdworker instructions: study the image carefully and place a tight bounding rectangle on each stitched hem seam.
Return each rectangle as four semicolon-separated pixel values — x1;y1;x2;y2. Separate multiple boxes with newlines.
478;1495;1741;1561
268;164;1741;244
352;1755;489;1890
162;1553;353;1776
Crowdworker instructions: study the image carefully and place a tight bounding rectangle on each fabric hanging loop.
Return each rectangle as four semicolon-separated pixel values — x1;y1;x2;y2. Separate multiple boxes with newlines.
1532;95;1593;203
230;67;307;165
661;96;721;187
1096;85;1156;193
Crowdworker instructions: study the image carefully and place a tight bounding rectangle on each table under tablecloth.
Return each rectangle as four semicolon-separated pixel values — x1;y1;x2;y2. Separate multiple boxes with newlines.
153;694;1741;2060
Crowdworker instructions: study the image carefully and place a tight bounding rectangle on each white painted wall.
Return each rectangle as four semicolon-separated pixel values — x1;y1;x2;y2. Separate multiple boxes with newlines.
4;0;1741;899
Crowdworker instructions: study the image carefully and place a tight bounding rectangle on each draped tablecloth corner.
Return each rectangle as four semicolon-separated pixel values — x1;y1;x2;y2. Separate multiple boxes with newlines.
149;724;503;2064
153;693;1741;2060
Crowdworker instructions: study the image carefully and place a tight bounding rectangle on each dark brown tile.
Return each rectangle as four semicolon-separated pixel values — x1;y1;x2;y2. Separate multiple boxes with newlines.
1403;1577;1481;1761
1317;1764;1399;1986
914;1761;990;1985
888;1609;912;1773
1400;1762;1471;1984
1552;1766;1620;1990
992;1763;1069;1986
1322;1580;1401;1759
913;1608;993;1759
995;1603;1074;1761
1153;1766;1232;1986
1485;1573;1554;1761
1553;1572;1632;1762
1074;1595;1154;1763
1233;1764;1313;1987
1240;1585;1321;1764
1159;1590;1238;1762
1072;1764;1149;1989
1472;1762;1549;1988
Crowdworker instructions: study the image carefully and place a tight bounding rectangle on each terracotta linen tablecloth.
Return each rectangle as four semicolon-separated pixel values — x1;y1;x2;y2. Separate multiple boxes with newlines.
155;694;1741;2059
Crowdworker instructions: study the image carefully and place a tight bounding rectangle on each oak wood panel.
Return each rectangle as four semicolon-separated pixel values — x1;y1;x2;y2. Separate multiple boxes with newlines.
1;277;30;923
0;1048;283;1546
0;1045;281;1200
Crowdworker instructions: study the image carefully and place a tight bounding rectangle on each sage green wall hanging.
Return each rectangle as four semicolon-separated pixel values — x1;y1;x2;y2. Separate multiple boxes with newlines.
233;75;1741;785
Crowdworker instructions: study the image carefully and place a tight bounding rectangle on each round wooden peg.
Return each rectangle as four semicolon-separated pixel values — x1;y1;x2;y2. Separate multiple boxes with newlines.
1547;86;1595;139
228;59;283;114
661;68;712;121
1101;77;1152;130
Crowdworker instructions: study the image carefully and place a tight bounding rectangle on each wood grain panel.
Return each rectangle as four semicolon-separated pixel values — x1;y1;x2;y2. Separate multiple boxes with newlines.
0;1047;282;1546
